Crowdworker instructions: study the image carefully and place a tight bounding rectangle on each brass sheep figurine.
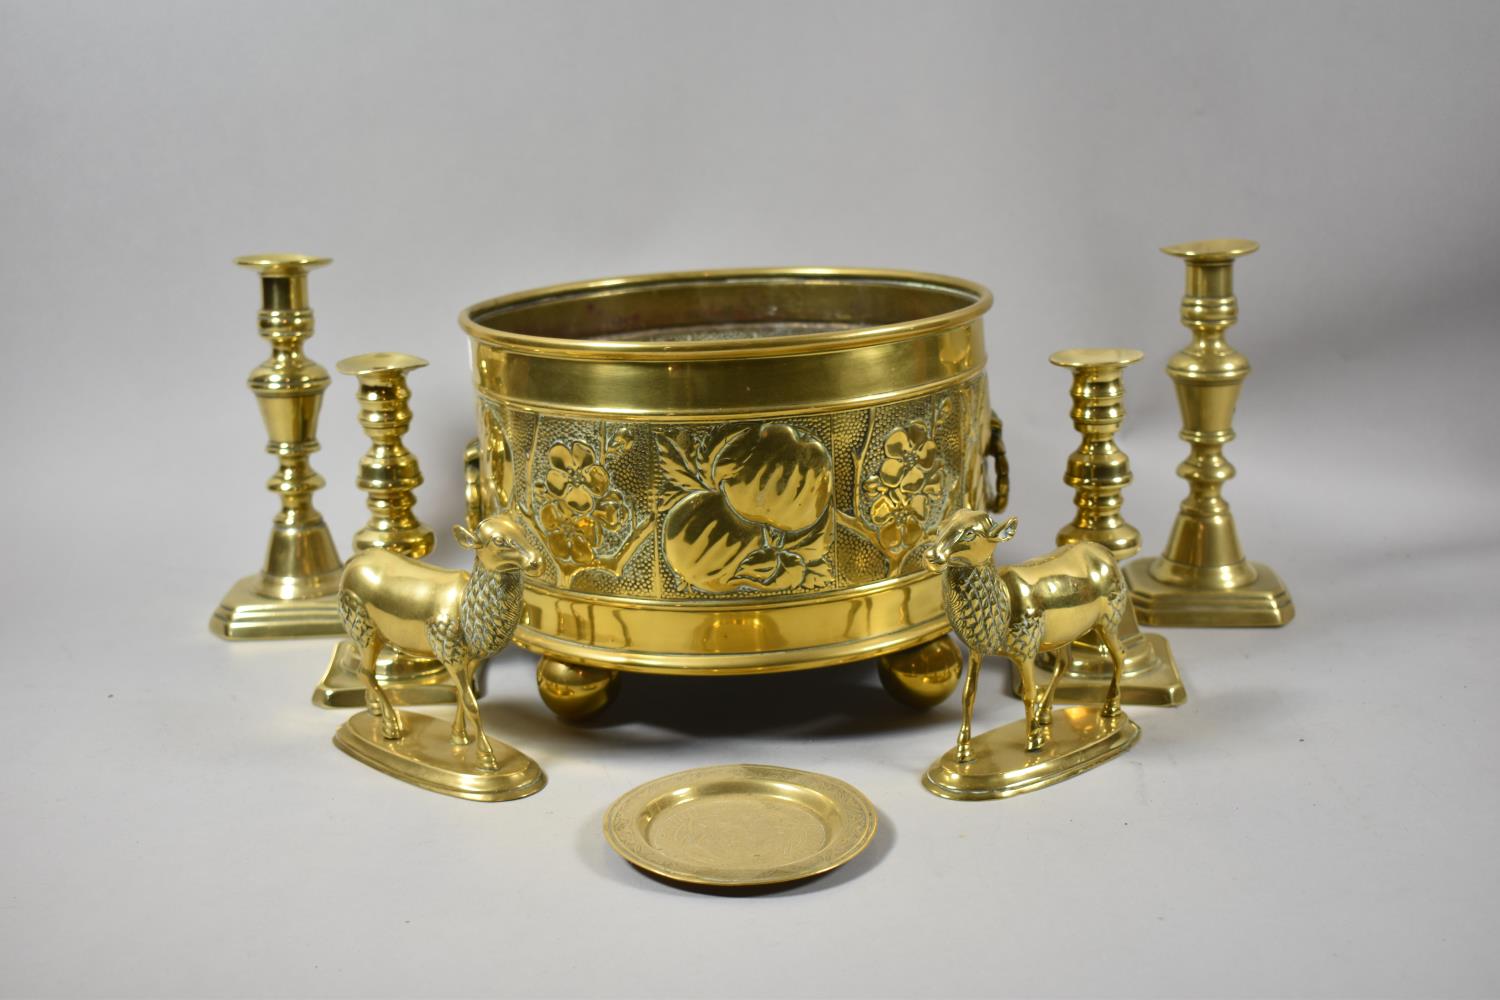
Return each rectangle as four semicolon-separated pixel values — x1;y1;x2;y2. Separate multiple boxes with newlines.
923;509;1129;761
338;514;541;772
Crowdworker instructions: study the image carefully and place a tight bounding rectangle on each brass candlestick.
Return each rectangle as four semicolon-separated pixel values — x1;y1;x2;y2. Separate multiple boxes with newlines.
315;352;456;708
1054;348;1145;555
1027;349;1186;706
1124;239;1295;627
340;352;434;556
209;254;344;640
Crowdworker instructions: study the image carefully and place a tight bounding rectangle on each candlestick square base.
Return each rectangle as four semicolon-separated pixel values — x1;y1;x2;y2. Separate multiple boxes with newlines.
1124;559;1295;628
1022;631;1186;707
313;640;467;708
923;706;1140;800
209;575;344;640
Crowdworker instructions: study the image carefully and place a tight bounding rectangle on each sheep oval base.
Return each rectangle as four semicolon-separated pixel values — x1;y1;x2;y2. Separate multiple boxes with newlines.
923;707;1140;801
334;710;546;802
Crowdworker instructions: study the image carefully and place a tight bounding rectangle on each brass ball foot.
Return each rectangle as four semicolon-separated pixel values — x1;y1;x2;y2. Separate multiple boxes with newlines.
876;635;963;709
536;658;621;720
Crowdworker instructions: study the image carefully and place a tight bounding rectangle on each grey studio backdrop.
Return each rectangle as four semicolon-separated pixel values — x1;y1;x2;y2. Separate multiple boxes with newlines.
2;2;1496;998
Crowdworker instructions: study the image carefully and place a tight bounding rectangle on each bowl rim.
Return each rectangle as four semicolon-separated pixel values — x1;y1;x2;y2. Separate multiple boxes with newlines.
459;266;993;360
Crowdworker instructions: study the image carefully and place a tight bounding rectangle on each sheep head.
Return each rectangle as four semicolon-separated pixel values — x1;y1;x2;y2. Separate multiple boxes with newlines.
921;510;1018;571
453;514;543;575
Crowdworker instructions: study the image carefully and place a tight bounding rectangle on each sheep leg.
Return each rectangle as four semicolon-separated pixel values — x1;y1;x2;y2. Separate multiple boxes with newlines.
1099;625;1126;719
1036;643;1069;725
955;648;982;762
1018;656;1048;751
444;660;471;746
359;642;381;718
361;636;403;741
455;659;498;771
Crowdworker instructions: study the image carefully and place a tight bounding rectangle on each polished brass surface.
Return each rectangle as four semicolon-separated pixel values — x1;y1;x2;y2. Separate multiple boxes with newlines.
339;352;434;557
517;573;951;673
1050;348;1144;555
331;516;545;800
464;438;484;534
876;635;963;709
315;352;448;708
335;711;543;802
462;269;995;417
920;510;1138;798
313;641;474;709
210;576;341;640
536;657;620;720
1031;348;1186;707
1030;631;1185;708
602;764;877;887
924;707;1140;800
461;268;1008;708
210;254;344;639
987;413;1011;516
1126;240;1294;627
1125;564;1293;624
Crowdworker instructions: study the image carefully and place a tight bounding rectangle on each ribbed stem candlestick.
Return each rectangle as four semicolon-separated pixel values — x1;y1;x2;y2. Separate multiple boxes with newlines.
1025;347;1187;707
338;352;434;558
314;352;455;708
1051;348;1143;555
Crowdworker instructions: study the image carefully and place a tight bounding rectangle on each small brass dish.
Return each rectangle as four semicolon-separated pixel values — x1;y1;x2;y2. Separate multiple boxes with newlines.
603;764;877;887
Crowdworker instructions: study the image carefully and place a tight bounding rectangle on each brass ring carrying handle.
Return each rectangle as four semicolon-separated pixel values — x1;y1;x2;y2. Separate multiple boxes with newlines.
985;412;1009;514
463;438;484;533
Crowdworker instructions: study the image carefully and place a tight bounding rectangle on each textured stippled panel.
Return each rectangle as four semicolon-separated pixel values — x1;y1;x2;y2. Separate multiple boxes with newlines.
475;374;995;602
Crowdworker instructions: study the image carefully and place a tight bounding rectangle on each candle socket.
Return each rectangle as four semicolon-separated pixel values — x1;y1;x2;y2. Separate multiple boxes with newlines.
209;254;344;639
314;352;461;709
1023;349;1187;707
1124;239;1294;627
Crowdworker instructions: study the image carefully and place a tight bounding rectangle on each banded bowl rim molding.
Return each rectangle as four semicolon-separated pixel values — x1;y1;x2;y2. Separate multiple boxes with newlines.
458;266;993;360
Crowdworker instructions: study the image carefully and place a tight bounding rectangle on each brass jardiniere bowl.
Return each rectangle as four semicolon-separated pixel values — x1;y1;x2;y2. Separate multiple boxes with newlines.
461;268;1007;718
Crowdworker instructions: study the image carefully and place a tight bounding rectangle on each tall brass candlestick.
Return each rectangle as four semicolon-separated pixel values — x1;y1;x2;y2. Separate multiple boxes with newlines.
1124;239;1294;626
314;352;456;708
1026;349;1186;706
210;254;344;639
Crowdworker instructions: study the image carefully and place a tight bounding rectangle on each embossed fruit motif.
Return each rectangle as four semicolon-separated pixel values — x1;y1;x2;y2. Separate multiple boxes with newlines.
713;424;832;533
658;424;833;593
662;490;764;590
